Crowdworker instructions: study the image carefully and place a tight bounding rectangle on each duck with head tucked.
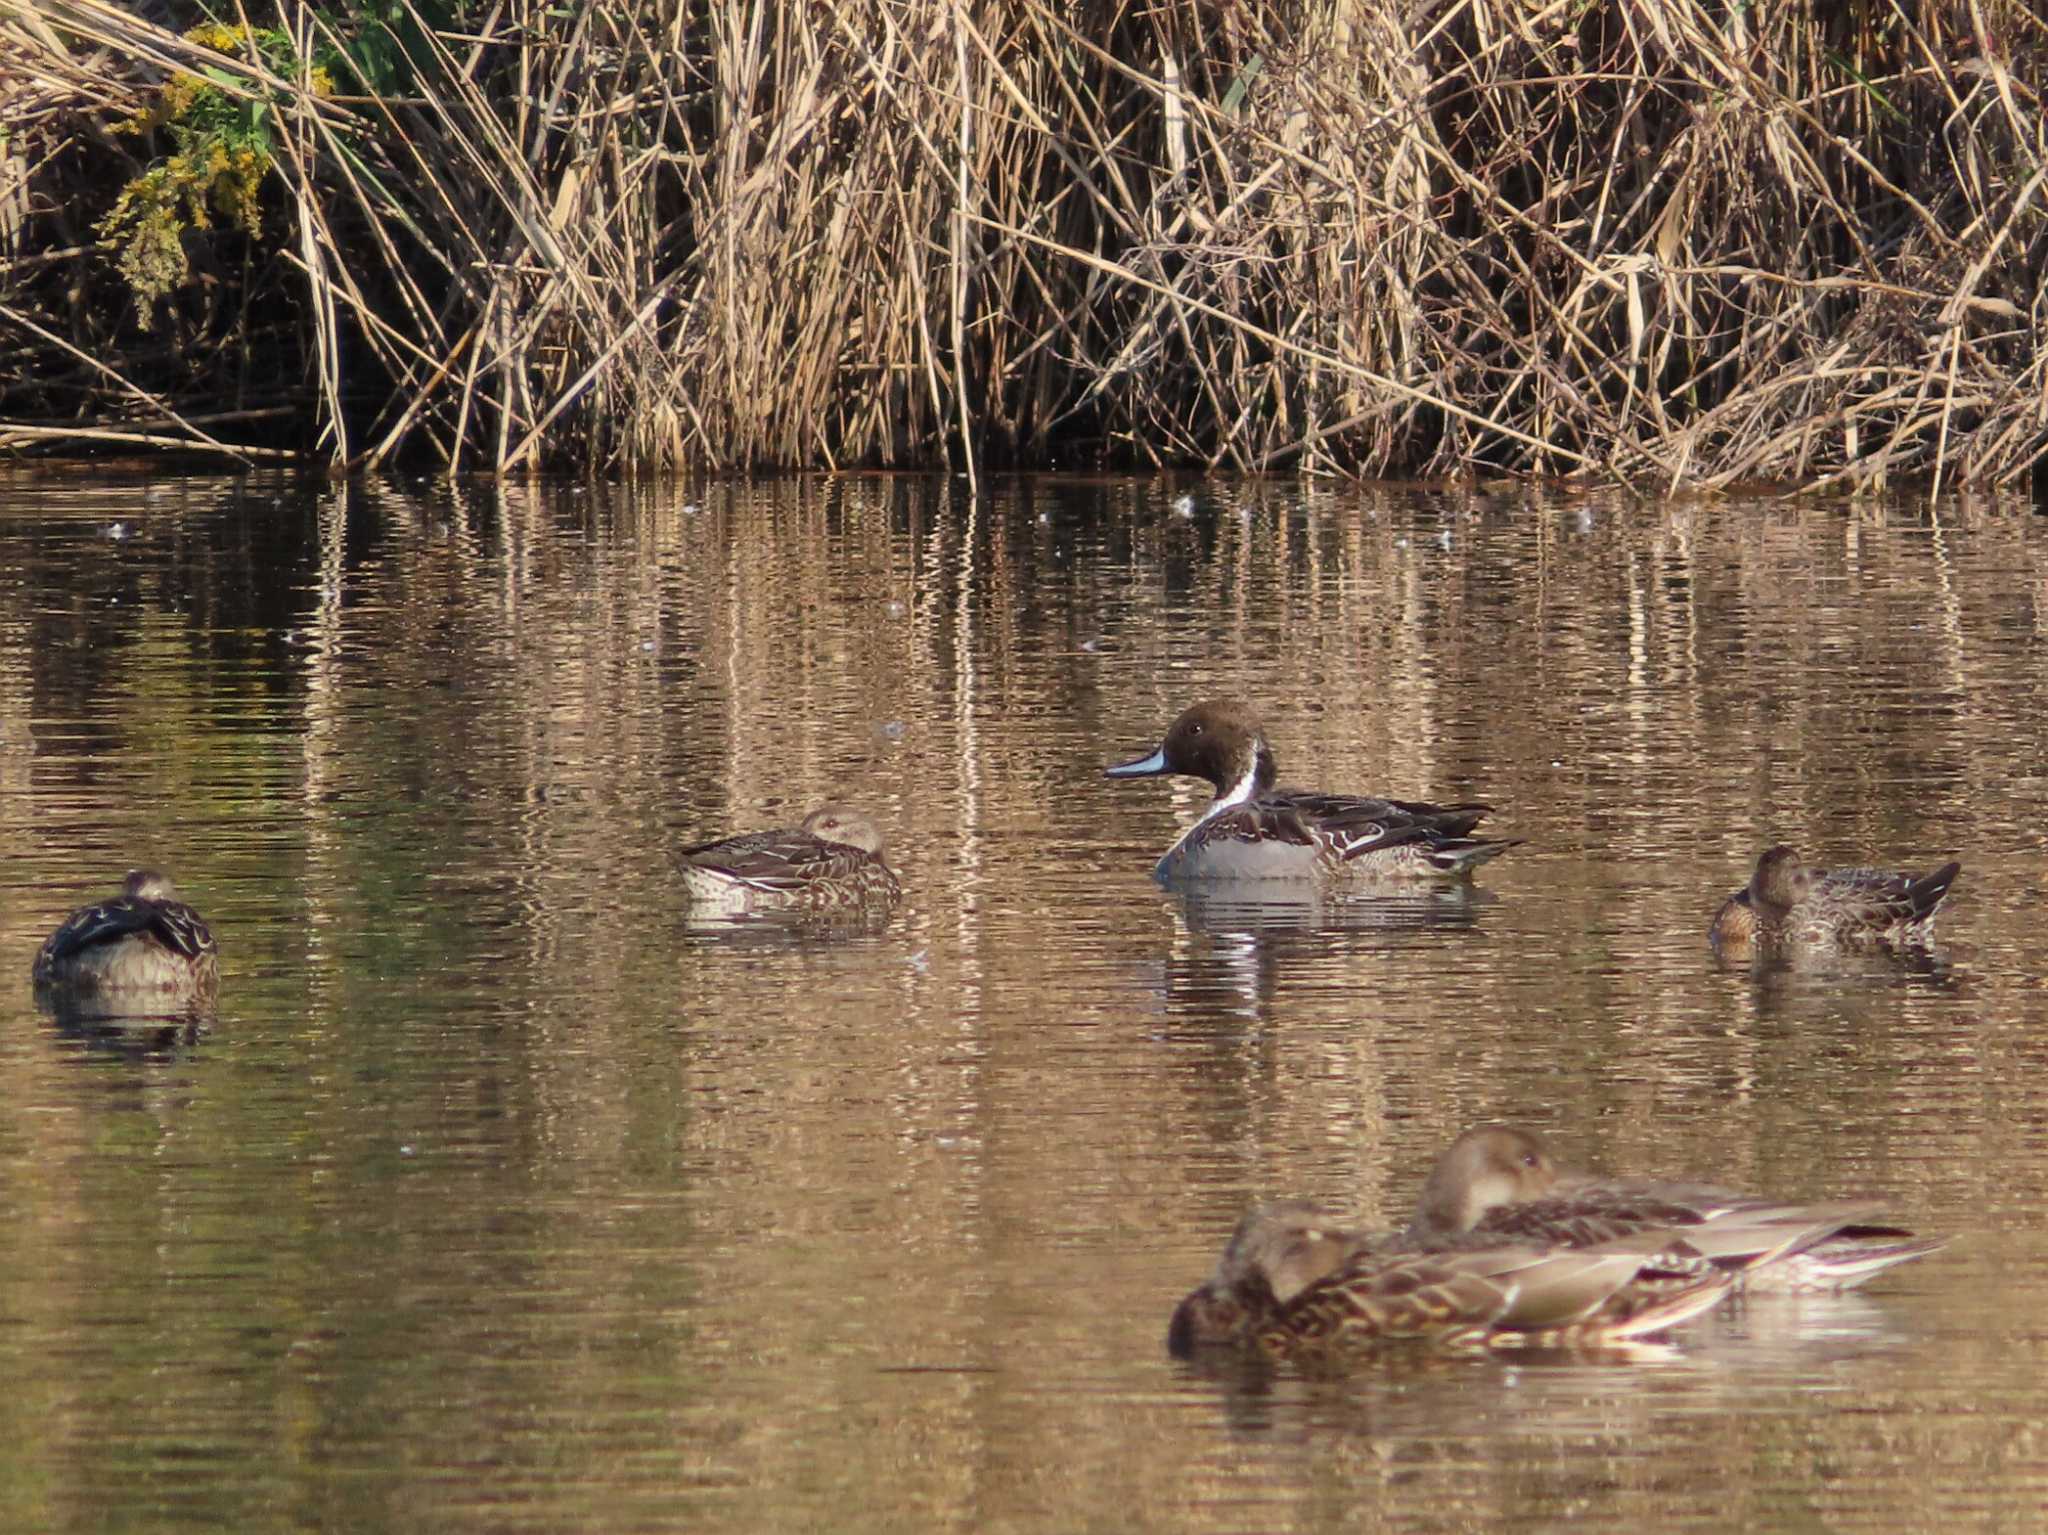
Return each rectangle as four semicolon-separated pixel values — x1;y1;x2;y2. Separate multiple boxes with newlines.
1710;844;1960;952
1170;1208;1728;1359
1169;1120;1946;1359
32;869;219;1010
1392;1124;1948;1293
678;804;901;912
1169;1158;1730;1360
1106;700;1519;885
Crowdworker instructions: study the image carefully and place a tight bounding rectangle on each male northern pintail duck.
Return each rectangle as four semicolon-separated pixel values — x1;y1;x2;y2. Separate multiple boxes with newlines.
31;869;219;1006
1393;1124;1947;1293
1105;699;1519;884
1710;845;1960;951
1169;1201;1729;1359
678;805;901;911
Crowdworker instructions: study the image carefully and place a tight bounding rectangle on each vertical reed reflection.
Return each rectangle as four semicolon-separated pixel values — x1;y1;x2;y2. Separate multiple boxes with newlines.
0;473;2042;1533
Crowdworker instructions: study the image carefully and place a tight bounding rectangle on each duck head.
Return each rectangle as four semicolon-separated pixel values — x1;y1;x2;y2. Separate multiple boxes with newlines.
1748;845;1812;910
803;805;886;855
1412;1124;1563;1232
1105;699;1277;805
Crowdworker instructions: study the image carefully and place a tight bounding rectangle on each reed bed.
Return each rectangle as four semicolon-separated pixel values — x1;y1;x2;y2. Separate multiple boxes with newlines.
0;1;2042;487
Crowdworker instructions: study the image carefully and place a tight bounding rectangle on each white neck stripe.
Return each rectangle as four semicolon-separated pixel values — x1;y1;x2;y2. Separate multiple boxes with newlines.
1197;754;1262;825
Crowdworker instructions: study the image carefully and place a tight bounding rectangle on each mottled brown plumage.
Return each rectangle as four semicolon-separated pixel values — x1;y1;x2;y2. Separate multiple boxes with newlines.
1710;845;1959;951
32;869;219;1009
678;804;901;911
1400;1125;1948;1293
1169;1177;1730;1359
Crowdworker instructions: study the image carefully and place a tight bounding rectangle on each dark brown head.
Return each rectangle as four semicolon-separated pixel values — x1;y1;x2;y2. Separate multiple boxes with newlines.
1105;700;1277;802
803;805;885;855
1748;845;1811;909
1411;1125;1562;1233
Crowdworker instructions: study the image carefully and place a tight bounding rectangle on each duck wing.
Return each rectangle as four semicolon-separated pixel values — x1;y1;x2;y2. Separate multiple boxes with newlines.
1493;1180;1943;1287
1274;790;1492;841
679;829;875;894
1814;862;1961;930
36;893;213;969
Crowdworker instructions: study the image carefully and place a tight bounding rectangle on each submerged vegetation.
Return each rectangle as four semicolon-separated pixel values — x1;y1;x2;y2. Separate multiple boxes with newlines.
0;1;2043;486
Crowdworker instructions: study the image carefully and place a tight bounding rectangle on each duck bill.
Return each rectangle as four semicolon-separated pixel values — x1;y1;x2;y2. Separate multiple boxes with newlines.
1105;746;1169;779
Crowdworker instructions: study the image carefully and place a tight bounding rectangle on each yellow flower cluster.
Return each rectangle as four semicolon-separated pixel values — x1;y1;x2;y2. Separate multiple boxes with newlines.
184;21;252;52
101;18;324;315
212;144;266;233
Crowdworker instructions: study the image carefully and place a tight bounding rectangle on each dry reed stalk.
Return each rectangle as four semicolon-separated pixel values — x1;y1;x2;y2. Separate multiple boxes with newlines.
0;0;2040;486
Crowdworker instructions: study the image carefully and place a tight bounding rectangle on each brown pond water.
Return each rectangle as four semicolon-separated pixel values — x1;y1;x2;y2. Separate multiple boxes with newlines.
0;471;2044;1532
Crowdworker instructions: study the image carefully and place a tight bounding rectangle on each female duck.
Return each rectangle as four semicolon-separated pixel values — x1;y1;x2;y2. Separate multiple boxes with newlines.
32;869;219;1007
1169;1186;1728;1358
1106;699;1517;883
1710;845;1959;951
1396;1124;1947;1293
679;805;901;911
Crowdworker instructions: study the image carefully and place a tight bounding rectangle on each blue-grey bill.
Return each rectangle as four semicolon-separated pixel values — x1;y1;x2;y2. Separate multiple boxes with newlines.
1105;747;1169;778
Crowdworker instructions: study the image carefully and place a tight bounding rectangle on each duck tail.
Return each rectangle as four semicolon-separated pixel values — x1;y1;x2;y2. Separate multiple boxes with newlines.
1907;861;1961;921
1426;838;1524;877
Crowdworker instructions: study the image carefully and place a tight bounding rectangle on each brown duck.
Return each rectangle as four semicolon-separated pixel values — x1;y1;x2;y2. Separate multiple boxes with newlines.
1393;1124;1948;1293
1710;845;1959;951
32;869;219;1009
1170;1175;1730;1358
678;805;901;911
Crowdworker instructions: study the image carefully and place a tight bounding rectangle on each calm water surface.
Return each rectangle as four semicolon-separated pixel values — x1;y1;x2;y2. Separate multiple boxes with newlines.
1;472;2044;1531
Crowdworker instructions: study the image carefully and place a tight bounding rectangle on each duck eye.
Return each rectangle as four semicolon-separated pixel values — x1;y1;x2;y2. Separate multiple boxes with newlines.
1521;1153;1539;1168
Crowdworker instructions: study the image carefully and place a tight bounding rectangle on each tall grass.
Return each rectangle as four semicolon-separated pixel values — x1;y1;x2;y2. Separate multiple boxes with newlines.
1;1;2043;487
